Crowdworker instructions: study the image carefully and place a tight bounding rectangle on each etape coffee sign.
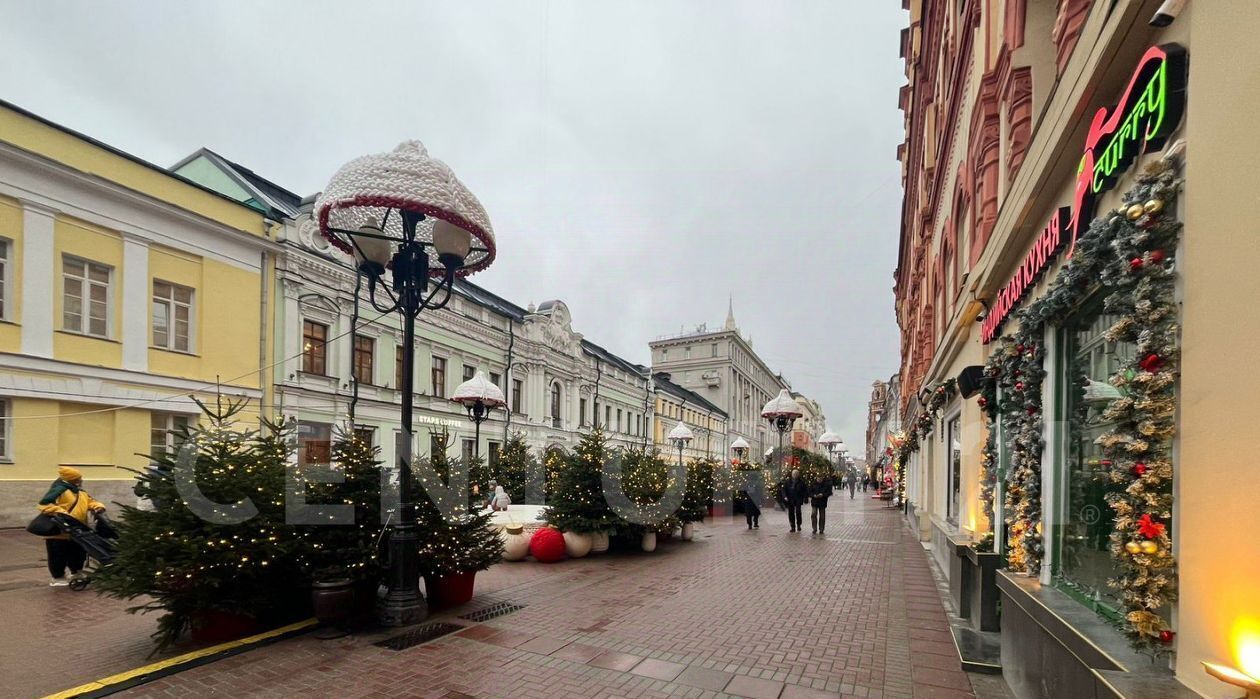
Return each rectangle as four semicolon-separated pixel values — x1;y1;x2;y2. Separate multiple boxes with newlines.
981;44;1187;344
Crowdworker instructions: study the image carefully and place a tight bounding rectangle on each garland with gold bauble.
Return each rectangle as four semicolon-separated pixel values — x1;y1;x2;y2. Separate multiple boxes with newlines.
983;155;1182;654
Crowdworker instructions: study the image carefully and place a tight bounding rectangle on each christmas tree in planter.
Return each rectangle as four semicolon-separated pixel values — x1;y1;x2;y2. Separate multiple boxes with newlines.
95;399;309;649
493;433;536;504
543;429;620;535
413;430;503;609
618;447;682;539
297;429;387;625
680;457;720;524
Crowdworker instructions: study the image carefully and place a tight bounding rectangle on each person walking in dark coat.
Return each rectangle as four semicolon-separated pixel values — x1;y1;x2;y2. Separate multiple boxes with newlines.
740;471;763;529
846;471;857;499
781;469;808;532
809;474;832;535
861;474;870;493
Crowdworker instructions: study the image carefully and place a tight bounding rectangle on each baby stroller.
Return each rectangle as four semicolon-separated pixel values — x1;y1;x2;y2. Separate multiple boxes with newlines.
54;511;117;591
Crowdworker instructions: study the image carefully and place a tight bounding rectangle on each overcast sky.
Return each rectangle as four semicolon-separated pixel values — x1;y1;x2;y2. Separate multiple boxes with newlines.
1;0;906;452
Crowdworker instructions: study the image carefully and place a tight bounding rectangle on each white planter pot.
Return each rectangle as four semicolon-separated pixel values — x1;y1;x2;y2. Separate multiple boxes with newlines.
563;531;593;558
641;532;657;553
681;522;695;541
501;525;530;562
589;530;610;554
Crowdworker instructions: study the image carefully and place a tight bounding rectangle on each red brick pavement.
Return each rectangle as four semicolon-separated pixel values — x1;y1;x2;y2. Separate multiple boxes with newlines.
96;496;983;699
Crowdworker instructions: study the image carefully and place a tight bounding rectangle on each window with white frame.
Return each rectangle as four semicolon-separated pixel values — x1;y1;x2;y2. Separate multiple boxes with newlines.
0;239;10;321
150;412;191;458
152;280;194;352
63;256;111;337
0;399;10;459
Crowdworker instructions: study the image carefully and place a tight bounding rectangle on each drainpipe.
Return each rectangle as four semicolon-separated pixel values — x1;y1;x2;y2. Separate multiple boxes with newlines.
504;320;515;443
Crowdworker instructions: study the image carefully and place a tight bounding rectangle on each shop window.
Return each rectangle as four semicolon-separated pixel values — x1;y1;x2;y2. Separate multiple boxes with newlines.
1055;298;1133;616
430;432;446;460
488;441;501;471
299;421;332;465
462;438;475;464
946;415;962;524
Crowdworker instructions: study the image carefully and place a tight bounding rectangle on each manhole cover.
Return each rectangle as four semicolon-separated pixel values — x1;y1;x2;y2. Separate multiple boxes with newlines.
374;622;464;651
458;601;525;622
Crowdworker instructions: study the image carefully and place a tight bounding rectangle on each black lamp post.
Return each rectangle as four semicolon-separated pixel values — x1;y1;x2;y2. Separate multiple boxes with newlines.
453;371;506;462
315;141;497;627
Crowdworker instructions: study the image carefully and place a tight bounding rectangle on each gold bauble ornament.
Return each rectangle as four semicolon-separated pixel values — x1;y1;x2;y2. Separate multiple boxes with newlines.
1140;540;1159;554
1125;541;1142;554
1143;199;1165;214
1127;204;1145;220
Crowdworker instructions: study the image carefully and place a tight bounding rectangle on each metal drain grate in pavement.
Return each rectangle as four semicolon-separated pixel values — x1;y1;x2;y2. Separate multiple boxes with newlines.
374;622;464;651
458;601;525;622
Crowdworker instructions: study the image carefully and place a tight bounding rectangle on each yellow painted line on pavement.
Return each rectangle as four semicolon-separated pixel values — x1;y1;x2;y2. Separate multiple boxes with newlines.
41;618;317;699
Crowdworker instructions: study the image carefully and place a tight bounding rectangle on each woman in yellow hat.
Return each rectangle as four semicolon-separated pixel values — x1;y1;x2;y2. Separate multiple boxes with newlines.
37;467;106;586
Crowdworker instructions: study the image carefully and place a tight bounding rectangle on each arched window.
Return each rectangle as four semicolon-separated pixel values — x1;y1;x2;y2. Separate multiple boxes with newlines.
550;383;562;428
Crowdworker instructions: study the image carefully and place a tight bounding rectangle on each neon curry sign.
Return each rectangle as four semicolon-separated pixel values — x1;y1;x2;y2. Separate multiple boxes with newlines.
981;44;1187;344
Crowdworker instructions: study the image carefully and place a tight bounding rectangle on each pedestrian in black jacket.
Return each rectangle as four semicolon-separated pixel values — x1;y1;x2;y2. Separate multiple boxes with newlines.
740;471;763;530
809;474;832;534
780;469;808;532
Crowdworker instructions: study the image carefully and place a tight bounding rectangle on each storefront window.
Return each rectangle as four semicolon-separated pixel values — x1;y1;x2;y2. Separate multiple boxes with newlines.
946;415;961;524
1056;298;1133;616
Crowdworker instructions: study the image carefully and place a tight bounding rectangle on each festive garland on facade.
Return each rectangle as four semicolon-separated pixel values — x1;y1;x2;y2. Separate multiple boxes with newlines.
893;379;958;504
980;156;1182;653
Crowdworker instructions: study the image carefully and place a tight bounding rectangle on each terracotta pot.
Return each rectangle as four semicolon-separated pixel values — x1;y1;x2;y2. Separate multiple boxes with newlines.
589;530;610;554
425;571;477;610
563;531;593;558
190;609;259;644
311;578;354;625
641;531;657;553
501;524;530;561
681;522;695;541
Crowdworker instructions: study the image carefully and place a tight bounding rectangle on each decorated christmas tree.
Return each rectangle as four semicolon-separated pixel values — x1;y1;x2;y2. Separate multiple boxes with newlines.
492;433;536;504
543;428;620;533
679;457;719;523
297;429;386;586
412;430;502;579
95;399;309;649
619;447;680;533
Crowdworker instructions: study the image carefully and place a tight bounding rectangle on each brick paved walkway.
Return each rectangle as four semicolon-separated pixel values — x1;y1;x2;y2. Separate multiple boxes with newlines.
103;495;983;699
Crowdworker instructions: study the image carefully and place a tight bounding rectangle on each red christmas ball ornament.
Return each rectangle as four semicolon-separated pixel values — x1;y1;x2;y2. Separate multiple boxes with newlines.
529;527;567;563
1150;250;1165;264
1015;344;1025;353
978;397;988;408
1130;257;1144;271
1015;381;1025;391
1159;629;1175;644
1026;406;1038;416
1133;463;1148;476
1139;354;1164;373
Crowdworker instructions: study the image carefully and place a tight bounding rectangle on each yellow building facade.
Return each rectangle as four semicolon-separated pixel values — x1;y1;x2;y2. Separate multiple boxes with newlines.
0;101;277;526
651;372;728;462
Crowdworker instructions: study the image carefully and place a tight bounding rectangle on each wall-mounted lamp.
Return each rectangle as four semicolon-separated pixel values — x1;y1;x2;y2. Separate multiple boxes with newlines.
1203;661;1260;697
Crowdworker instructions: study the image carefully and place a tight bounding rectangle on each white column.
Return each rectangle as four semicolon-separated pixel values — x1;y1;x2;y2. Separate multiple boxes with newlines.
19;201;56;358
121;234;149;371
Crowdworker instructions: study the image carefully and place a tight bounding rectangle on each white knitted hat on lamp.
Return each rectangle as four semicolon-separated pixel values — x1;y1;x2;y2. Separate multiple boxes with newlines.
761;389;803;419
314;140;496;277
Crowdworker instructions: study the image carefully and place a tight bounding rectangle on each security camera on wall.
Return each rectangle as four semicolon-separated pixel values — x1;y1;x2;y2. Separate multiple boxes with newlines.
1150;0;1186;27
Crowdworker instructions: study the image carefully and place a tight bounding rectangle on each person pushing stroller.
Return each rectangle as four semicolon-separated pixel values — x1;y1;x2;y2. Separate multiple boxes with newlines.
35;467;108;586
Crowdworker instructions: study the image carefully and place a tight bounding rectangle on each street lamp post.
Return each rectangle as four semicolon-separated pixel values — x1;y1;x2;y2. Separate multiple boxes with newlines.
818;430;842;481
453;371;506;462
761;390;803;482
730;436;750;465
315;141;497;627
668;420;694;473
